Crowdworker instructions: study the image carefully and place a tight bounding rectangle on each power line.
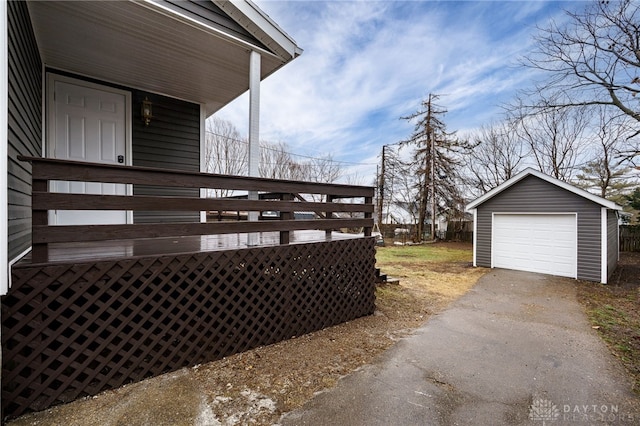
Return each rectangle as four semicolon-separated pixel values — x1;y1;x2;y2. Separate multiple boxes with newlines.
205;131;378;166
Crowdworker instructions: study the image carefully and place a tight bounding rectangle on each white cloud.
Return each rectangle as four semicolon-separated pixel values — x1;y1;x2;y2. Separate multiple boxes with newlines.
214;0;580;182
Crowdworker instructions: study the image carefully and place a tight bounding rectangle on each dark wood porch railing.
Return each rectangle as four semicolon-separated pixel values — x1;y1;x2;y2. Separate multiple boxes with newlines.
19;156;374;263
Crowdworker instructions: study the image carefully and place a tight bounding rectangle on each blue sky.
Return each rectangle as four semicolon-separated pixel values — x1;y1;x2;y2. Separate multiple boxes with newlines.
213;0;587;184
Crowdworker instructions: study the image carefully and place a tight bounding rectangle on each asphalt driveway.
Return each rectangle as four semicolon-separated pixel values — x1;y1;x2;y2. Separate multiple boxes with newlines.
280;269;640;425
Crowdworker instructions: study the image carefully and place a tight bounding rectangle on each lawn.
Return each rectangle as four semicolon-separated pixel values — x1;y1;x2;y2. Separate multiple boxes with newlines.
576;251;640;394
374;242;487;323
375;242;473;264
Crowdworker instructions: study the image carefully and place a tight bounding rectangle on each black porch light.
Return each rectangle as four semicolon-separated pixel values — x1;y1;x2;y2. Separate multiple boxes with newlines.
142;97;153;126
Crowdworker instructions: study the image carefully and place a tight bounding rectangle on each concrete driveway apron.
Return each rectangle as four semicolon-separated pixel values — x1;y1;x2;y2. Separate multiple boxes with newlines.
280;269;640;425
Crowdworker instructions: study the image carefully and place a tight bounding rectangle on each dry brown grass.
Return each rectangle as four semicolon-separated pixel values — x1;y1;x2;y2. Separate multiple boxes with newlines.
577;251;640;395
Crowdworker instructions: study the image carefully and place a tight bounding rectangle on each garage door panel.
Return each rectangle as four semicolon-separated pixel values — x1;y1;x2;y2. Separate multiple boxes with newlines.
493;214;576;278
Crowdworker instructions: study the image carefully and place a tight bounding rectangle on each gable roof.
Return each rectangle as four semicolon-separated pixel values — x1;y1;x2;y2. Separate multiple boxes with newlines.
466;168;622;211
217;0;302;62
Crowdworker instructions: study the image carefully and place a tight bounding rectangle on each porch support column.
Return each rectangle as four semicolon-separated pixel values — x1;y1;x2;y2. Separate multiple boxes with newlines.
247;50;260;246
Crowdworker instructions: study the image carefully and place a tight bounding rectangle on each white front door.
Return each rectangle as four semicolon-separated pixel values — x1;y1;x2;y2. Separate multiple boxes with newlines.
48;75;131;225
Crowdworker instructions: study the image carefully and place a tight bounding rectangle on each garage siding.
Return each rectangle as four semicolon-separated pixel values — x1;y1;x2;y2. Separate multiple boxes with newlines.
476;175;602;282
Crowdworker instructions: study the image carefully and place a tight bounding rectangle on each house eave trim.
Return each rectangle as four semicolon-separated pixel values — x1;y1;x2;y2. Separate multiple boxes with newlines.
466;168;622;212
216;0;303;61
138;0;283;62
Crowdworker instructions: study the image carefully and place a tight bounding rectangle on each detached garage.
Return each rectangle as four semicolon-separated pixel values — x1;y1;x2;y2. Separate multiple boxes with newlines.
466;168;622;283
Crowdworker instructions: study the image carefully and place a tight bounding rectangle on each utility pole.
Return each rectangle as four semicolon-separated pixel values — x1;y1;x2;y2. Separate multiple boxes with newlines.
377;145;386;227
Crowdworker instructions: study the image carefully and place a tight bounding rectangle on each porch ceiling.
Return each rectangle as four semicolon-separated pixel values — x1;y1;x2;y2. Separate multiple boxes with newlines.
27;1;295;116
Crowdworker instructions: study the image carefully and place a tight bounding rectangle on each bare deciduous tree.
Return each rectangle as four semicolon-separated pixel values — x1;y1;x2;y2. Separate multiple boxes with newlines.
387;152;420;227
464;122;525;195
519;0;640;162
204;117;247;197
510;103;589;181
575;107;635;198
205;118;345;206
259;141;304;180
307;155;342;184
259;141;341;186
296;155;342;203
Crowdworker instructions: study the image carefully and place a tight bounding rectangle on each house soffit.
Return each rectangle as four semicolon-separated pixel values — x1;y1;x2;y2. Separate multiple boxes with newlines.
27;0;299;116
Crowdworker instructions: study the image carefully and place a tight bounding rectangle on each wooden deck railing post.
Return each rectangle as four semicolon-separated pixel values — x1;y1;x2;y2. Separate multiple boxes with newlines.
364;196;373;237
280;193;293;244
325;195;335;239
31;176;49;263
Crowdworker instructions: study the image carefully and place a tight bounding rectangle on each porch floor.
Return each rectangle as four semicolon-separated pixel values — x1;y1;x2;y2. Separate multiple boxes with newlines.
15;230;364;266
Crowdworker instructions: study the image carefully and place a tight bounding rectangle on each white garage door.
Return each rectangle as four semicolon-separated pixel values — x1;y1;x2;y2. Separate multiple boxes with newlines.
493;214;577;278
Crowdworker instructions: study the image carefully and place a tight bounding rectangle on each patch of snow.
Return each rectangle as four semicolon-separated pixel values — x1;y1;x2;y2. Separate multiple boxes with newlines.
224;413;242;425
239;389;276;412
218;389;277;425
213;396;232;404
196;395;221;426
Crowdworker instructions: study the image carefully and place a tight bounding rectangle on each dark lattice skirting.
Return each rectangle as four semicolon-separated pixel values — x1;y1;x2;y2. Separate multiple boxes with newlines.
3;238;376;418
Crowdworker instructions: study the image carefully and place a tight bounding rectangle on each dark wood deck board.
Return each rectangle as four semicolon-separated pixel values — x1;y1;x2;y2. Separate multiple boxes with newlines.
15;231;364;266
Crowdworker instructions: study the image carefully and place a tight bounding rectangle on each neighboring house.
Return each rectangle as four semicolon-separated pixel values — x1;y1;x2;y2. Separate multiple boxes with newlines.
380;202;467;240
466;168;621;283
618;211;633;225
2;1;375;418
